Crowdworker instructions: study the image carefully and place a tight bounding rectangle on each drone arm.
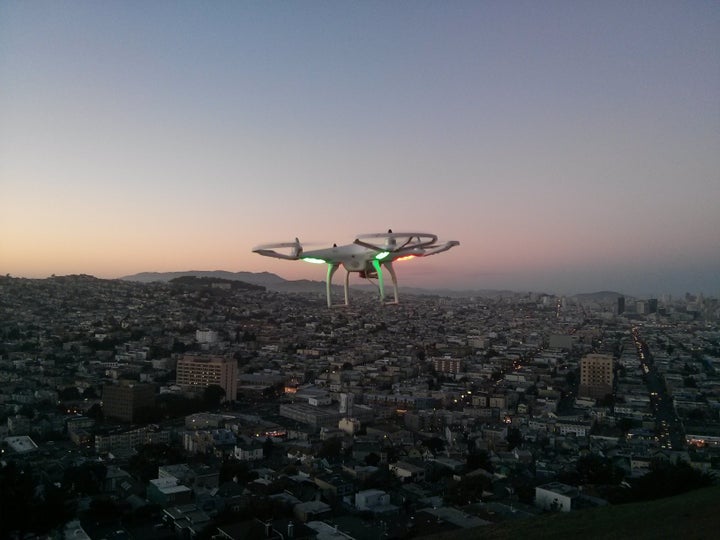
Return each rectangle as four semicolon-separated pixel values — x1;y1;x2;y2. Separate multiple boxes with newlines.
252;239;303;260
419;240;460;257
252;249;300;260
354;238;387;251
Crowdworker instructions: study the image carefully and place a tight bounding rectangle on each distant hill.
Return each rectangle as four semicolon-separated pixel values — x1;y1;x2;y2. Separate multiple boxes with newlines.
121;270;340;295
120;271;628;299
121;270;287;287
168;275;265;291
121;271;521;298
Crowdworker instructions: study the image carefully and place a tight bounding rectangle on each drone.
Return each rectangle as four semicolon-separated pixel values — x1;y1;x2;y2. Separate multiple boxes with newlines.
253;230;459;307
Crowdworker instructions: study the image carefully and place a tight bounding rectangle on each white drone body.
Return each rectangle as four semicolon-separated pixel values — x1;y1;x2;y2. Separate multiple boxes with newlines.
253;230;459;307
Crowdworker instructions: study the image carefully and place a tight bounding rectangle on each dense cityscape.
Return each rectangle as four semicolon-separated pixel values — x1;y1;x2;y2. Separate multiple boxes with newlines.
1;273;718;539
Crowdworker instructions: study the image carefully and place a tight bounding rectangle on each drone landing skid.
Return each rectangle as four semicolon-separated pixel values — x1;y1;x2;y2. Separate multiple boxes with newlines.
325;261;399;308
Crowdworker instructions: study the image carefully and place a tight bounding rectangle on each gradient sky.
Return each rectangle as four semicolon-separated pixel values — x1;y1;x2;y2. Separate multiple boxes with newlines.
1;1;719;296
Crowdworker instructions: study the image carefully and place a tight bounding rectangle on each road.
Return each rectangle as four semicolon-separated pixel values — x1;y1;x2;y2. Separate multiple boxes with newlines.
631;326;686;450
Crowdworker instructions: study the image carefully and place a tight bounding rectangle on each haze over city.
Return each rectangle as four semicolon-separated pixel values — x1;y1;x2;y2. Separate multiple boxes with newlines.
1;1;719;296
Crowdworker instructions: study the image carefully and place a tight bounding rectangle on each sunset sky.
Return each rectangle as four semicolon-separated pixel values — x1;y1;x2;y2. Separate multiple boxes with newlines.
1;1;719;296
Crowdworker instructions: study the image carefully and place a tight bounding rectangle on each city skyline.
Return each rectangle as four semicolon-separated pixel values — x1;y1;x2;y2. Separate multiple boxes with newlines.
2;2;719;296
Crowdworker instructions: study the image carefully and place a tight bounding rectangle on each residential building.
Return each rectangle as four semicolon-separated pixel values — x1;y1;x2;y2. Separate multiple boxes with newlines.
234;439;264;461
355;489;391;511
94;426;170;454
433;357;463;374
389;461;426;483
147;477;192;507
578;353;614;399
176;355;238;402
102;382;155;422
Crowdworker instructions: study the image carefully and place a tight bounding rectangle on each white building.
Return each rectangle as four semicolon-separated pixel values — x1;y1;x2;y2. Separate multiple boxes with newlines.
389;461;425;483
535;482;579;512
355;489;390;511
196;330;219;343
234;440;264;461
338;417;361;435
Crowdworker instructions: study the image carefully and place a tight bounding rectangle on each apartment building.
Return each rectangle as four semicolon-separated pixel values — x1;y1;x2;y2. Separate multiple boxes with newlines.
578;353;614;399
176;355;238;402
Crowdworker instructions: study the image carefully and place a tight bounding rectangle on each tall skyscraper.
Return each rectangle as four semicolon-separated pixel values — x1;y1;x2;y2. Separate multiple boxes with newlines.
103;382;156;423
176;355;238;402
617;296;625;315
578;354;614;399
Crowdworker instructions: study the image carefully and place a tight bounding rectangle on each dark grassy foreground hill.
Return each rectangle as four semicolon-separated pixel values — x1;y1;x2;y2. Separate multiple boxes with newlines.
425;485;720;540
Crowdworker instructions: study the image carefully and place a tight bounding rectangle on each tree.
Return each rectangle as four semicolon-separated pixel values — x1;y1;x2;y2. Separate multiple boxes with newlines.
63;462;108;495
82;386;99;399
466;450;493;472
59;386;81;401
263;437;274;459
0;462;74;537
36;482;75;532
203;384;227;409
424;436;445;455
219;460;257;485
0;462;34;538
616;418;639;434
128;443;185;483
575;454;624;485
444;475;492;505
506;427;523;450
317;438;342;459
87;496;121;523
627;460;714;502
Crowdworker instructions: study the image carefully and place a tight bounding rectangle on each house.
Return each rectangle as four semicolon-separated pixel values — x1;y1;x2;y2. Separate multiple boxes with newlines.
216;519;317;540
293;500;332;522
147;477;193;507
354;489;398;515
235;438;264;461
163;504;211;537
417;507;491;529
313;472;355;501
103;465;138;496
158;462;220;492
389;461;426;483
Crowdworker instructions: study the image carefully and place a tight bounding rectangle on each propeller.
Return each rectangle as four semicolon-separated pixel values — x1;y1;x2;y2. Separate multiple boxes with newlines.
252;238;303;260
354;230;439;252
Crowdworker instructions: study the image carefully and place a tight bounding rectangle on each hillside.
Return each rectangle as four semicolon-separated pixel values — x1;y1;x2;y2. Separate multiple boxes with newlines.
425;484;720;540
120;270;287;286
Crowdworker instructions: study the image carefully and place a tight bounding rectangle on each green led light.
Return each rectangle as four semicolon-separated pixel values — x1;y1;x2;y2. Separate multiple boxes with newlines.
302;257;326;264
375;251;390;260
